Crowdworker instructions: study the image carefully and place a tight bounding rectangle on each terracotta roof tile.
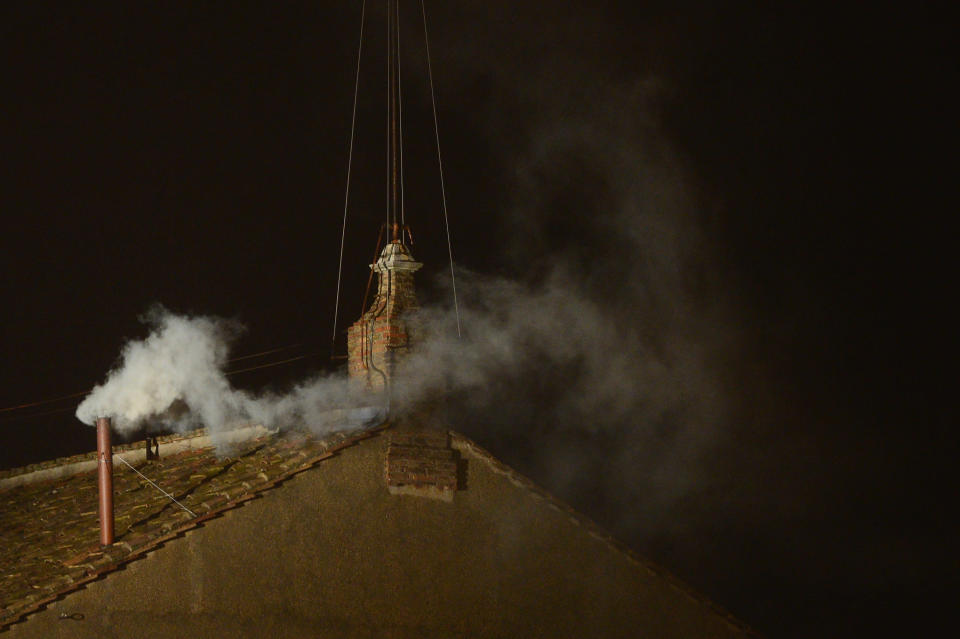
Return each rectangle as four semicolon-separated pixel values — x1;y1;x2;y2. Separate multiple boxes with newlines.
0;424;384;629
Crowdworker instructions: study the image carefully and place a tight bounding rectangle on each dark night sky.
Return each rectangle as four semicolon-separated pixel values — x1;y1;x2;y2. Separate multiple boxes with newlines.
0;2;953;637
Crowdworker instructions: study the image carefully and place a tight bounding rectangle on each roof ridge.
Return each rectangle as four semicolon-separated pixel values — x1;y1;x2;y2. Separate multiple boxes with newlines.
0;428;209;482
448;431;762;638
0;427;296;492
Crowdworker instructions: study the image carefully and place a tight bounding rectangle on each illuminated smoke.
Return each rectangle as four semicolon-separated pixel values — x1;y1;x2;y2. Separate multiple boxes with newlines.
74;307;378;438
77;66;728;542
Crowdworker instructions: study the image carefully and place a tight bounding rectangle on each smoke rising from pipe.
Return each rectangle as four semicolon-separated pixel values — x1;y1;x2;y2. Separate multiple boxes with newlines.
74;307;379;438
75;0;734;561
76;74;729;553
77;64;728;543
60;4;951;636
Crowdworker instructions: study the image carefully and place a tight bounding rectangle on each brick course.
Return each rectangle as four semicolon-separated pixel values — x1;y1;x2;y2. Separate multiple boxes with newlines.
384;429;458;501
347;241;422;390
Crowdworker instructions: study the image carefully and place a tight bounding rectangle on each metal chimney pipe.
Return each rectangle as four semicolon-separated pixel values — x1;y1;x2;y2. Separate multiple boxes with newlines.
96;416;114;546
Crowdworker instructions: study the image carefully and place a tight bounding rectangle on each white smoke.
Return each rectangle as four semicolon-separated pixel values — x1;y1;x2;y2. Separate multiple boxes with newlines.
76;65;730;549
75;78;728;542
75;307;380;438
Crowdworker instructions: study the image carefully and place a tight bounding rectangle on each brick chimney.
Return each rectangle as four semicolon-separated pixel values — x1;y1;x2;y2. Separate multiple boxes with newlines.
347;239;422;390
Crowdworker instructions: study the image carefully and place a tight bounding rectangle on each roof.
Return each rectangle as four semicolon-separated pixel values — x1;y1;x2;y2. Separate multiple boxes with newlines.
1;422;757;637
0;425;384;630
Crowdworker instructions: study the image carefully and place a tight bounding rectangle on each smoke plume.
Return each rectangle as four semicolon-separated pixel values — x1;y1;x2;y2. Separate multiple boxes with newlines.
76;0;733;562
75;307;380;438
396;83;729;537
77;66;727;544
77;79;729;556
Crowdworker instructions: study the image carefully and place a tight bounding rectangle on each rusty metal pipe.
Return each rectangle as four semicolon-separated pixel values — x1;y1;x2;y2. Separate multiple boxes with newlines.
96;417;114;546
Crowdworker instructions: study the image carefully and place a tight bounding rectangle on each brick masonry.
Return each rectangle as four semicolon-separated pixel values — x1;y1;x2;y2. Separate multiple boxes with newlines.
385;430;458;501
347;241;422;390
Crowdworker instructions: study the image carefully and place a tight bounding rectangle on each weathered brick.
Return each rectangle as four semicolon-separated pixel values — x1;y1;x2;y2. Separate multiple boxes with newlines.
348;241;423;390
384;430;459;497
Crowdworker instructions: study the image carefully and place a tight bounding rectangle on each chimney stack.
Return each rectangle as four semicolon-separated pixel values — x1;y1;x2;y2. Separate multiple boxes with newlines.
347;239;423;391
96;416;114;546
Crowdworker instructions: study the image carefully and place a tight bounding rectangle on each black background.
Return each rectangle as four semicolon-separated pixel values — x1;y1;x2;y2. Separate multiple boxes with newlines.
0;2;953;637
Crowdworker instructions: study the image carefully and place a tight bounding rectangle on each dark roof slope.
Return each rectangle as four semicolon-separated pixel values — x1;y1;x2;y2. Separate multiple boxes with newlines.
0;426;382;630
2;423;757;637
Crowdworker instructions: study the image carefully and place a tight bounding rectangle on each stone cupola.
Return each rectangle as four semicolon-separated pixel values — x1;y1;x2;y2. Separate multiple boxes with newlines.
347;237;423;390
